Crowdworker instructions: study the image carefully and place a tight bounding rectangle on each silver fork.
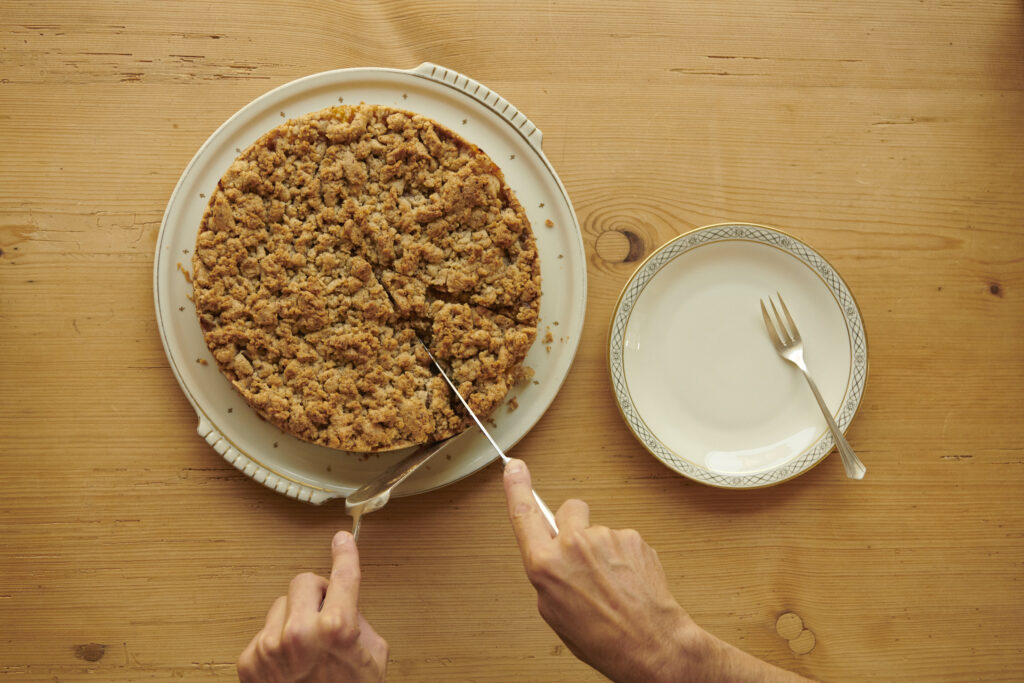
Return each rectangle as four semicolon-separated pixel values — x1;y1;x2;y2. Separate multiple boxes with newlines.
760;294;866;480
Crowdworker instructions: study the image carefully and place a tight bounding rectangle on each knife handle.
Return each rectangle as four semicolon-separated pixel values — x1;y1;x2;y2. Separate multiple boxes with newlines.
533;489;559;535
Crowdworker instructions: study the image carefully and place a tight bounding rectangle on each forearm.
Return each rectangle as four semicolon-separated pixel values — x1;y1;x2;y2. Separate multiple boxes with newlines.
666;625;812;683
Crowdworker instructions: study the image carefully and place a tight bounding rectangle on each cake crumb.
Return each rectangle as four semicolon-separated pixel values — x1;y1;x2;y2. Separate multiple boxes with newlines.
542;328;554;344
176;262;193;284
507;396;519;412
196;358;208;365
545;219;554;228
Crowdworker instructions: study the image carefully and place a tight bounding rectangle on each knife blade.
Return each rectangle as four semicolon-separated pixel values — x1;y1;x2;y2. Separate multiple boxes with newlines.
419;341;559;535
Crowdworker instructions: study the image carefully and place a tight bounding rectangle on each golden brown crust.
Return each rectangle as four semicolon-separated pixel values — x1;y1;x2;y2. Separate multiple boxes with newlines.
192;104;539;451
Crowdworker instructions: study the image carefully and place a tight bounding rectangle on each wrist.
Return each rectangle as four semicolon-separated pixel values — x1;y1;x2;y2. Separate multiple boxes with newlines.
680;623;727;682
648;613;712;683
664;621;809;683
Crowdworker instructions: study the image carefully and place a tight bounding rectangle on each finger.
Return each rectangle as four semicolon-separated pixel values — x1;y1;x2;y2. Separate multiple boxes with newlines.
321;530;360;624
254;596;288;667
503;459;553;554
281;572;327;659
237;637;260;681
357;613;390;669
286;572;327;618
555;498;590;533
238;593;285;674
265;594;287;632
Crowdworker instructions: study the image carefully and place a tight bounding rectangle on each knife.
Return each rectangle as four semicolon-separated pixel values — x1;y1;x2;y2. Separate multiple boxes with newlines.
419;341;559;535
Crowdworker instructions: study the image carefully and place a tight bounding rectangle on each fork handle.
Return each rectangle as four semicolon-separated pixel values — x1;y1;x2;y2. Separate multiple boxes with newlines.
799;370;867;480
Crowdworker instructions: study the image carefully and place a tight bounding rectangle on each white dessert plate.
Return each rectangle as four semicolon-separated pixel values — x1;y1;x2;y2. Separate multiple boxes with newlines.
608;224;867;488
154;63;586;503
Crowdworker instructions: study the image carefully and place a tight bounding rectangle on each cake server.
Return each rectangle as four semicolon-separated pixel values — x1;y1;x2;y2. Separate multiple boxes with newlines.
345;430;471;540
419;341;559;535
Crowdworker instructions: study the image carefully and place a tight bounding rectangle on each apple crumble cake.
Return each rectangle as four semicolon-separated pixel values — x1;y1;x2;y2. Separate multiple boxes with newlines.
191;104;539;451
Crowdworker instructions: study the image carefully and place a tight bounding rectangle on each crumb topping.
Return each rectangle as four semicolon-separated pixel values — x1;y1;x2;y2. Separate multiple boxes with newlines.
192;104;539;451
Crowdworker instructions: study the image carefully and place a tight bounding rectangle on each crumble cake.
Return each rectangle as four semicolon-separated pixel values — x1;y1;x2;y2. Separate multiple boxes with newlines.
192;104;539;451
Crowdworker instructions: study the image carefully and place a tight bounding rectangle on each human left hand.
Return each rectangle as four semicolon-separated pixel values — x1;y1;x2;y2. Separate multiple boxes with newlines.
237;530;389;682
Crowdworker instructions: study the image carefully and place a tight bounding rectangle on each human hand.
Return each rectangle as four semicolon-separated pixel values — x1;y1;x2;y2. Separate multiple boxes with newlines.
237;531;389;683
503;459;809;683
502;459;696;682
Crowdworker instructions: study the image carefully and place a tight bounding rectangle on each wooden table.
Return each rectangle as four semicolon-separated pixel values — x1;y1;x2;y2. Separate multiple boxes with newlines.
2;2;1022;680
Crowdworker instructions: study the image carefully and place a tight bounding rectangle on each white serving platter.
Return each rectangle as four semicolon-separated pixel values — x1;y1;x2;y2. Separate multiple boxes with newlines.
154;63;586;503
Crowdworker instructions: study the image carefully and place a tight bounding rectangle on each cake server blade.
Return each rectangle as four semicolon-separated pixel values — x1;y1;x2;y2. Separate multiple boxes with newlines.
345;430;470;540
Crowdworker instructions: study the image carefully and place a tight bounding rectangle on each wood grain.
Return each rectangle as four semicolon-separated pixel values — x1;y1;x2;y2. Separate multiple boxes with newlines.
2;1;1022;681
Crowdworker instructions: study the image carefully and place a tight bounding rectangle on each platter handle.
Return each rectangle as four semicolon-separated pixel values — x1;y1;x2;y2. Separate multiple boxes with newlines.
195;415;339;505
410;62;544;153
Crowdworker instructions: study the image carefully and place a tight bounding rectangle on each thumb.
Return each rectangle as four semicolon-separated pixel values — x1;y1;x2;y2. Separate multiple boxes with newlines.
321;530;361;619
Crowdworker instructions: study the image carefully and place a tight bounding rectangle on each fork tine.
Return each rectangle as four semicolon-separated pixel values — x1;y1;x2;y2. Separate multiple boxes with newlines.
760;299;784;349
769;298;791;344
777;293;800;342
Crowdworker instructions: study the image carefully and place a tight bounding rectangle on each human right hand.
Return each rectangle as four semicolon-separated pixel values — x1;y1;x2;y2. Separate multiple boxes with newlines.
502;459;809;683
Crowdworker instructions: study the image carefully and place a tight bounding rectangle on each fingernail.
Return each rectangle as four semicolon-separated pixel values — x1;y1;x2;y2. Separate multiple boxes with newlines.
333;530;352;548
505;460;523;474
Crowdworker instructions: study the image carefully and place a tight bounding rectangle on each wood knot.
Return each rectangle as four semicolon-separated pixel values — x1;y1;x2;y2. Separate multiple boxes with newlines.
73;642;106;662
989;283;1002;297
595;229;645;263
776;612;815;655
